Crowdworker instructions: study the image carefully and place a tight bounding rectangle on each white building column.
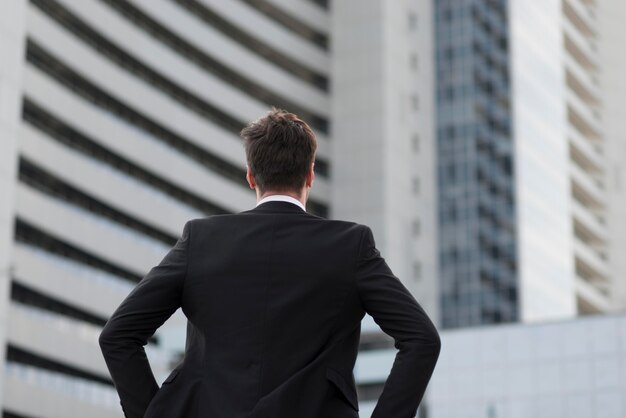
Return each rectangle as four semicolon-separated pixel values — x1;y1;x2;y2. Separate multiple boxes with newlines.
510;0;577;321
0;0;27;409
598;0;626;311
330;0;439;326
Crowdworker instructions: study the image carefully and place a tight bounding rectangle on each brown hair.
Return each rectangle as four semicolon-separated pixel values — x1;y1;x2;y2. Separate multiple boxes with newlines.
241;107;317;194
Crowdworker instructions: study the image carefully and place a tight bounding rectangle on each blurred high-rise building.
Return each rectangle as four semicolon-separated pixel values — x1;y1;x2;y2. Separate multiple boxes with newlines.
0;0;334;415
330;0;439;412
435;0;626;330
435;0;518;329
330;0;439;332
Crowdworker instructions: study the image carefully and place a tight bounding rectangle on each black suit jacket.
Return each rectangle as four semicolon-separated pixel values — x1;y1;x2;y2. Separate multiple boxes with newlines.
98;200;441;418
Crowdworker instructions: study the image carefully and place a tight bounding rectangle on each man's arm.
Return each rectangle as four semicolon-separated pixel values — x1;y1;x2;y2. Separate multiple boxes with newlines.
98;220;191;418
356;225;441;418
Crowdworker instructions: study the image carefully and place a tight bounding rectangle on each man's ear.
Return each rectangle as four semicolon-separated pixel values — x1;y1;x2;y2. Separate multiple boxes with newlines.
307;162;315;188
246;165;256;189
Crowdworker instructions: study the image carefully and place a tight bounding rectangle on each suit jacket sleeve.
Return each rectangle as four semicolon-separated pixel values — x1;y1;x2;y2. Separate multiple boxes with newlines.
98;220;191;418
356;225;441;418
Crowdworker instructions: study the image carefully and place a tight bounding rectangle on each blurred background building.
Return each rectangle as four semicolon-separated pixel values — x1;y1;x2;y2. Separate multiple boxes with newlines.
0;0;624;417
436;0;626;329
0;0;338;415
331;0;440;373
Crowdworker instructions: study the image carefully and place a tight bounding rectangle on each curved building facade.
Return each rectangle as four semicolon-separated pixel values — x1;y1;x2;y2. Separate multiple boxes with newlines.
0;0;333;416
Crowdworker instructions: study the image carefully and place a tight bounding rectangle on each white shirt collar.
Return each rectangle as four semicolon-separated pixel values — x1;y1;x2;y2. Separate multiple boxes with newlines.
256;194;306;211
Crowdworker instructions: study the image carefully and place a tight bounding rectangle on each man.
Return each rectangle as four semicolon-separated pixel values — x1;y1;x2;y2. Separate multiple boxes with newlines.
98;108;441;418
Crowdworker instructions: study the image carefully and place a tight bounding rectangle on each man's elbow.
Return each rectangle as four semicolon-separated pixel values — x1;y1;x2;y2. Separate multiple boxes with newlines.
430;330;442;357
423;318;442;356
417;327;442;357
98;324;116;351
398;328;442;356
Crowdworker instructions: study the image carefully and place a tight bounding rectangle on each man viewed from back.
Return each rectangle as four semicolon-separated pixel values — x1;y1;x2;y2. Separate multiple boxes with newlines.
98;107;442;418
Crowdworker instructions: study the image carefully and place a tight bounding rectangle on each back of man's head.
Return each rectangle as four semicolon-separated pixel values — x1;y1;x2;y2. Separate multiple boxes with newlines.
241;107;317;195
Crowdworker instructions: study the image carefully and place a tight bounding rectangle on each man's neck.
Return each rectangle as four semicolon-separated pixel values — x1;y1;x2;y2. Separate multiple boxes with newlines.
256;190;306;208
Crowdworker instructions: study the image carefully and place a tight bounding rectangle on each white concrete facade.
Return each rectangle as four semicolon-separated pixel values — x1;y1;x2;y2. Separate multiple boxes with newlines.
509;0;576;322
598;0;626;311
0;0;27;410
330;0;439;329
